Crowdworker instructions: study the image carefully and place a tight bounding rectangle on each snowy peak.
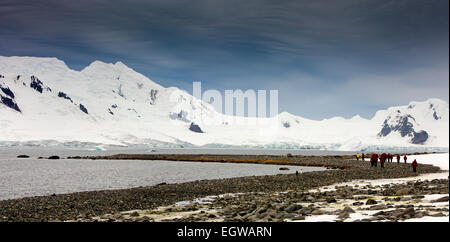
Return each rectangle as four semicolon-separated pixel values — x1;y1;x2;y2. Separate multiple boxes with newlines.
80;60;163;91
0;56;448;150
0;56;70;76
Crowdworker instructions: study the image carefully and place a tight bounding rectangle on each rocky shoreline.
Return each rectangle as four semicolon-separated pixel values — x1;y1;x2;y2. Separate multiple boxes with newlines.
81;175;449;222
0;155;445;222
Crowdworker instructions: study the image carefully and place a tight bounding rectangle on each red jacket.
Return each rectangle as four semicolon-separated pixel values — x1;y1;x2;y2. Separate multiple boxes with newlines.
396;154;400;160
371;154;379;162
412;160;418;167
380;156;386;163
404;156;407;161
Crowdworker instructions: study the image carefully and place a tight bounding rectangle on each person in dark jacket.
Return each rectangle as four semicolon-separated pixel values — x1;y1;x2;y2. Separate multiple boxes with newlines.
396;154;400;163
404;155;407;164
412;159;418;173
361;153;365;161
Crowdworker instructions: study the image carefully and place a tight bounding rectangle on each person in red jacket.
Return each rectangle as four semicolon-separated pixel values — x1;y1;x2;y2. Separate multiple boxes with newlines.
371;153;378;167
380;153;387;164
412;159;418;172
396;154;401;163
361;153;365;161
404;155;407;164
380;154;386;168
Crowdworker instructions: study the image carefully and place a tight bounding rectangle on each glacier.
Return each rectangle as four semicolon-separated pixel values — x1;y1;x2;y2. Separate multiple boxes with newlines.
0;56;449;152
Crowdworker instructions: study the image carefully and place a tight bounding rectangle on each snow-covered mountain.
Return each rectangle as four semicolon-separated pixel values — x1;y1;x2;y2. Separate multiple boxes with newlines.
0;56;448;151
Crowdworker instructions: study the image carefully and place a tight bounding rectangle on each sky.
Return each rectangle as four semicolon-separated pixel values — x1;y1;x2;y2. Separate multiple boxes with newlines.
0;0;448;119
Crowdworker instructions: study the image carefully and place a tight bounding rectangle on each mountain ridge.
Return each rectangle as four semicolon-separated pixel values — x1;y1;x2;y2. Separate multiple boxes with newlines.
1;56;448;151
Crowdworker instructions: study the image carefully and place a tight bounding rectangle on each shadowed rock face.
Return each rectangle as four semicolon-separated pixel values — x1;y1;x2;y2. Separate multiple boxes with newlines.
283;121;290;128
433;111;440;120
30;76;43;93
411;131;429;145
378;113;429;144
379;114;414;137
189;122;203;133
0;95;21;112
79;104;88;114
149;89;158;105
0;85;14;99
378;115;414;137
58;92;73;103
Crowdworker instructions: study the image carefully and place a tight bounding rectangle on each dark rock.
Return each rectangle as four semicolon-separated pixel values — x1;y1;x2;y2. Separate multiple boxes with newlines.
279;167;290;171
284;204;302;213
130;211;140;217
17;155;30;158
433;111;440;120
0;85;14;98
311;209;323;215
30;76;43;93
338;212;350;220
396;188;411;196
411;130;429;145
79;104;88;114
149;89;158;105
0;95;21;112
393;207;415;219
430;212;445;217
57;92;73;103
48;156;60;160
431;196;449;203
189;122;203;133
343;206;355;213
365;199;378;205
291;216;305;221
369;204;388;210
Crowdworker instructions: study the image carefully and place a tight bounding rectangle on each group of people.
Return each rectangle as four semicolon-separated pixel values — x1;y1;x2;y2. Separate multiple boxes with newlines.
355;152;418;172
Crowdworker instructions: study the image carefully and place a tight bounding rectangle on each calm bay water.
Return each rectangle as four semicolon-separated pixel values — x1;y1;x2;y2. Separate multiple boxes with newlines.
0;147;328;200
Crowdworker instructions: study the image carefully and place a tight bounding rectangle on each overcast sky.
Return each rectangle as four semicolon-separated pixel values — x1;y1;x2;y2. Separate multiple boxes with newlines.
0;0;448;119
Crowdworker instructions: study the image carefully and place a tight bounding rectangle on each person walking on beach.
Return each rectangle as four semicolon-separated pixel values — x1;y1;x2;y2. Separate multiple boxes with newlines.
371;153;378;167
380;153;387;164
396;154;400;163
404;155;407;164
412;159;418;173
380;155;386;168
388;153;393;162
362;153;365;161
356;153;360;161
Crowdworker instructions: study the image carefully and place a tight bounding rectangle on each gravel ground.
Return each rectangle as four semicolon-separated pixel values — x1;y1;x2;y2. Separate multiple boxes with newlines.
0;155;443;222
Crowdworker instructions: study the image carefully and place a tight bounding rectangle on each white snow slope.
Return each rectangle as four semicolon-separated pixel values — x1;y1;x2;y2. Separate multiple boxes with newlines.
0;56;449;151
